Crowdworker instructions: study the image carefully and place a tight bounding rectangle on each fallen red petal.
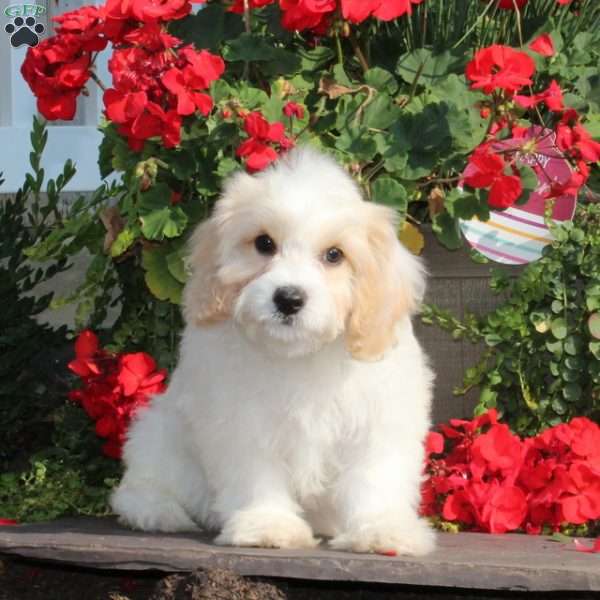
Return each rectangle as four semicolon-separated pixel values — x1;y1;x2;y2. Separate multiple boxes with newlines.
376;549;397;556
573;538;600;553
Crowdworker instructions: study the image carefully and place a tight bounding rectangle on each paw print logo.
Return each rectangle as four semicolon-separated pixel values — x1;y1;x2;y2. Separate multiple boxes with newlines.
5;16;45;48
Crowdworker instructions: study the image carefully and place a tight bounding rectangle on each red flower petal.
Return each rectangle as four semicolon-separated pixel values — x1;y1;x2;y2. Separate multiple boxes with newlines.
75;329;100;358
488;174;522;209
574;537;600;553
425;431;444;456
0;519;18;526
529;33;555;57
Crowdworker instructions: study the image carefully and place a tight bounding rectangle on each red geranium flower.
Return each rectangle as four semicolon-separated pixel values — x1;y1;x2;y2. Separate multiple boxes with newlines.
283;101;305;119
466;45;535;95
130;0;192;22
68;330;102;377
463;145;523;209
471;424;524;482
52;6;107;52
496;0;528;9
481;484;528;533
228;0;276;12
529;33;555;57
123;22;182;50
423;412;600;534
371;0;423;20
515;80;564;112
118;352;167;397
556;110;600;163
279;0;336;32
21;34;92;121
237;111;293;172
68;332;168;459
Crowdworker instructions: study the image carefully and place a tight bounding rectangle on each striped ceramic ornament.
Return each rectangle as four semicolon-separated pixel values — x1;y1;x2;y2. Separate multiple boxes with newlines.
459;128;576;265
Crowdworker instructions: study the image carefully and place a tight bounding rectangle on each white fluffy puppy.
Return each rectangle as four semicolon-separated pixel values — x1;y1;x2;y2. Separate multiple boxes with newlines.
111;147;435;556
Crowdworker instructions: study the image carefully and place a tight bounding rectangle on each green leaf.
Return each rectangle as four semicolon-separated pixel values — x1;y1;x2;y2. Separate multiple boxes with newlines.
298;46;335;72
450;106;487;152
364;67;398;94
98;134;115;179
235;85;269;109
168;4;243;51
396;48;463;87
166;247;187;284
372;177;407;214
216;157;240;179
549;532;573;544
170;150;198;180
551;317;567;340
140;206;188;241
110;227;137;258
432;211;463;250
515;165;538;205
142;246;183;304
335;126;377;160
362;94;401;130
588;313;600;339
564;335;583;356
224;33;301;74
552;398;567;415
591;341;600;360
562;382;582;403
445;188;489;221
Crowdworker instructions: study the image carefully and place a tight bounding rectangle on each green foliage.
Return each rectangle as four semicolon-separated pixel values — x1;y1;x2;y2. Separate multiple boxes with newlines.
0;118;119;521
0;118;71;464
17;3;600;410
422;202;600;435
0;404;120;522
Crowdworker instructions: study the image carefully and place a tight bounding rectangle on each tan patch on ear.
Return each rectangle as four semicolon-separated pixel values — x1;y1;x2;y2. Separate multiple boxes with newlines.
346;205;417;361
182;218;239;326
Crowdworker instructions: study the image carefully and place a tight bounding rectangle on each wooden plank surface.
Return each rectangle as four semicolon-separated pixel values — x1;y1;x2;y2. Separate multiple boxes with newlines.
418;232;514;423
1;518;599;592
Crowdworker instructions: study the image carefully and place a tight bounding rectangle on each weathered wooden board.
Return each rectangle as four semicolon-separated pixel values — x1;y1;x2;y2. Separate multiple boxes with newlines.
418;232;517;423
1;518;599;592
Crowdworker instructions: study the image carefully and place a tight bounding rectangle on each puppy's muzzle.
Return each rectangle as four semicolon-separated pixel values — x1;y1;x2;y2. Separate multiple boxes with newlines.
273;286;306;316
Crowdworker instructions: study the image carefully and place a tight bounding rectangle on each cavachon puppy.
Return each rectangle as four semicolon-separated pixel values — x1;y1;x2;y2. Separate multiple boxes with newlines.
111;147;435;556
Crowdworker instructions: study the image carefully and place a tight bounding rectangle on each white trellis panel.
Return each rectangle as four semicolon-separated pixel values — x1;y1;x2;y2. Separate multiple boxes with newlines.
0;0;109;192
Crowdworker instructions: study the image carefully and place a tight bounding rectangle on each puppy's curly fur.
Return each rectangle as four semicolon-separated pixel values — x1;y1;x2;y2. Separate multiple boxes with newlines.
111;147;435;556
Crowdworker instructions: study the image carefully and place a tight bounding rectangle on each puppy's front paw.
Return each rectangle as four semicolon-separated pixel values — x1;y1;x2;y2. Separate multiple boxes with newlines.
215;509;318;549
330;515;435;557
111;485;199;533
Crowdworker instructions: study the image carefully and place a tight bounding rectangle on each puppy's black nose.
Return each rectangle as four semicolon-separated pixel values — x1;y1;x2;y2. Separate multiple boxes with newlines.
273;286;306;316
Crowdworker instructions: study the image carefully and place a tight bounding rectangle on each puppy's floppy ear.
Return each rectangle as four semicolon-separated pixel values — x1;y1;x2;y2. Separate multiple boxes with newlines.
182;170;257;326
346;204;426;361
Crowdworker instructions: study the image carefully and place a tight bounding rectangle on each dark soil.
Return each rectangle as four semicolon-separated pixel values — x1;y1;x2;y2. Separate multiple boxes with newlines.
1;558;599;600
150;569;285;600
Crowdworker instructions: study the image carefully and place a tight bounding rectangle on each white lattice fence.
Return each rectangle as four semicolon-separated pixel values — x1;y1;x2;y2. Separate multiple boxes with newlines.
0;0;108;191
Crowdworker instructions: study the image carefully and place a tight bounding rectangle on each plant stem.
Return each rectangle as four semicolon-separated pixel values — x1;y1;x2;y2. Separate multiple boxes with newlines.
335;32;344;66
349;31;369;73
452;0;496;49
242;0;251;79
89;70;107;92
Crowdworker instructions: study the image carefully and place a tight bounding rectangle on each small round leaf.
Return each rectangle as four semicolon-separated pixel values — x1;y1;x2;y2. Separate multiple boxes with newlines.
551;318;568;340
588;313;600;340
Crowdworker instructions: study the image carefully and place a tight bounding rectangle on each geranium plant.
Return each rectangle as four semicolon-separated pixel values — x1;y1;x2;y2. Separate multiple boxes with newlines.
7;1;598;525
20;0;599;365
68;330;167;458
423;408;600;536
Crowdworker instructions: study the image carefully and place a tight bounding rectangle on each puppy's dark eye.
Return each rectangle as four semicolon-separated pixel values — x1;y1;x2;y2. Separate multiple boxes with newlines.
324;247;344;264
255;234;276;256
